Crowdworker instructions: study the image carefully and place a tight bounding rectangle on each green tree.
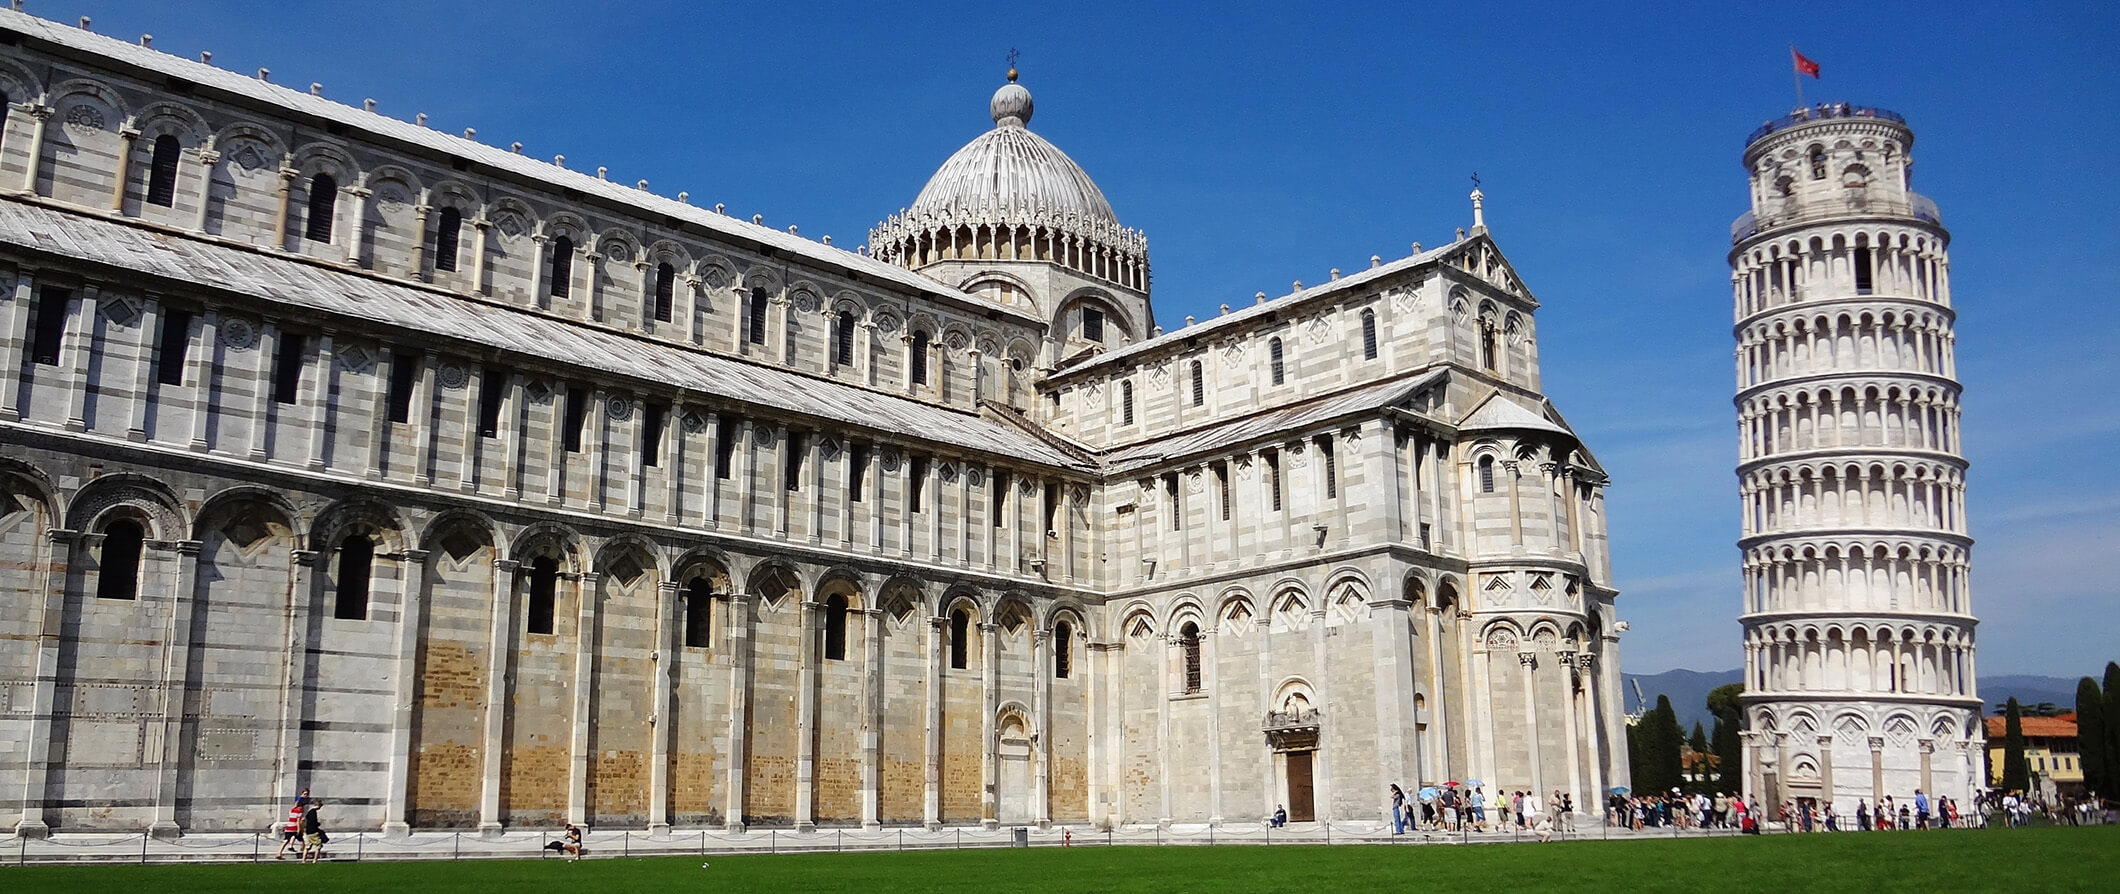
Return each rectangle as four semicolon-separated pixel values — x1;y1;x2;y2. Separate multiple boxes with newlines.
1643;694;1684;793
2104;662;2120;797
1707;683;1745;793
2076;676;2107;796
2000;697;2030;793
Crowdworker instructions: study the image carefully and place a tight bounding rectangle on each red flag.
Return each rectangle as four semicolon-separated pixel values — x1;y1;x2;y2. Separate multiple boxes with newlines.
1792;48;1821;78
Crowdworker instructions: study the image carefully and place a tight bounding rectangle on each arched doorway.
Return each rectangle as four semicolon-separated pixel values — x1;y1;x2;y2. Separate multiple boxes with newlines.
996;710;1033;825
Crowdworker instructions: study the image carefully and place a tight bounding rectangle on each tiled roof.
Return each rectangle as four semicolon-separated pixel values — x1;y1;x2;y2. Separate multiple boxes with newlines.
0;8;1038;327
1984;714;2078;739
0;199;1091;470
1102;369;1448;475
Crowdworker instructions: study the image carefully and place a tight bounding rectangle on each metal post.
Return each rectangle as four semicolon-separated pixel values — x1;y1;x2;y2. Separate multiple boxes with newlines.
141;832;149;864
771;830;778;855
357;832;365;861
837;829;843;852
454;831;461;860
624;831;630;857
254;832;262;862
702;829;708;854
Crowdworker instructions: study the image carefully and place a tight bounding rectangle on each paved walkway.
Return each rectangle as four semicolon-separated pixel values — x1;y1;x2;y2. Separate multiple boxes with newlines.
1;820;1756;865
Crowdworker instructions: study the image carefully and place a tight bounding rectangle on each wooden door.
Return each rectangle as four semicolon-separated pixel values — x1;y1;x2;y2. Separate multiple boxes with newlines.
1286;751;1315;822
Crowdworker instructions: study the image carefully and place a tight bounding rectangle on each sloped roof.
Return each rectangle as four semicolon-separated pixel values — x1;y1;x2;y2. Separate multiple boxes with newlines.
1103;369;1448;475
1984;714;2078;740
1458;391;1577;440
0;199;1090;470
0;8;1038;327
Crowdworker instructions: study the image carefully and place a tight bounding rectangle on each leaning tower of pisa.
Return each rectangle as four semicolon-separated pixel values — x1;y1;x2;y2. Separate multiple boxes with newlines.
1729;105;1983;816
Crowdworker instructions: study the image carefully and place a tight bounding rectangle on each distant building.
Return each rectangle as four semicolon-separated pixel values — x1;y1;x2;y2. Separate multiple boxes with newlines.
1728;103;1983;811
1985;714;2084;799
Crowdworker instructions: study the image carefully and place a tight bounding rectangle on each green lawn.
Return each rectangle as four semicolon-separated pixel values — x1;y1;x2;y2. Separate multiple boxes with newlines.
8;826;2116;893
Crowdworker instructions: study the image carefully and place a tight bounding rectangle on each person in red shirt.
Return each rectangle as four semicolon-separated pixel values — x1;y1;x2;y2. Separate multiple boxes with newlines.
274;788;309;860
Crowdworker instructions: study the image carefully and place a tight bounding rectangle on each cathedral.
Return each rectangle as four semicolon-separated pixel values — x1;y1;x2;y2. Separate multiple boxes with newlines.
0;8;1627;837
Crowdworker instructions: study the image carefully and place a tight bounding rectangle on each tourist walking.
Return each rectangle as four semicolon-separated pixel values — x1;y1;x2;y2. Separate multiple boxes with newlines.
1390;784;1407;834
274;788;309;860
299;799;326;863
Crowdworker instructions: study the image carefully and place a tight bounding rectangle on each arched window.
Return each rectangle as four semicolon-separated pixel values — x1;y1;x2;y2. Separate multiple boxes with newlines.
1809;145;1827;180
1054;620;1073;679
1179;621;1203;693
949;608;971;669
304;173;338;242
1478;455;1496;493
652;262;676;322
1361;309;1378;360
146;134;181;207
1269;337;1285;385
334;535;373;620
433;207;463;272
834;310;856;366
825;594;849;661
747;287;770;345
1121;380;1135;425
549;235;574;299
911;330;931;385
96;518;145;600
1081;307;1105;343
1480;325;1498;371
1190;360;1204;407
684;577;713;648
527;556;560;635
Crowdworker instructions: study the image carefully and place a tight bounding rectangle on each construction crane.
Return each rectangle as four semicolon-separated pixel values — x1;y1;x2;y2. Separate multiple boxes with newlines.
1626;678;1649;726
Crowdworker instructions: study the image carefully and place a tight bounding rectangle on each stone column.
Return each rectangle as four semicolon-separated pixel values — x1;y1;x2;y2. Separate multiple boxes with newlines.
108;125;138;211
141;539;200;839
1519;651;1544;797
924;614;944;829
0;269;31;420
186;311;215;450
13;528;75;838
1031;626;1053;827
1742;731;1761;804
270;159;297;249
1369;597;1416;819
272;550;318;812
412;352;438;485
1085;640;1112;829
1505;460;1524;548
1817;734;1835;807
737;420;758;532
1919;739;1934;799
403;204;439;281
980;620;1000;829
1470;642;1498;792
585;389;609;508
1425;606;1451;780
189;143;218;233
340;182;371;267
647;580;679;837
501;375;525;499
469;216;491;294
477;560;518;837
723;594;753;832
60;286;91;433
566;572;600;825
1557;647;1583;814
381;549;429;838
665;402;687;523
307;332;334;470
17;102;50;194
1577;652;1605;814
582;249;603;321
861;607;885;830
795;598;820;831
526;232;549;309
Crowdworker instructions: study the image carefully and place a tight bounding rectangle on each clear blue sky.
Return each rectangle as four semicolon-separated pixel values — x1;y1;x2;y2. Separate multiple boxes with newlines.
39;1;2119;677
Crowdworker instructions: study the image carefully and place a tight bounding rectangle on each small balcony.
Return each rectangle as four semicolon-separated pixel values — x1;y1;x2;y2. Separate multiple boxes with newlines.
1746;104;1907;148
1732;192;1941;244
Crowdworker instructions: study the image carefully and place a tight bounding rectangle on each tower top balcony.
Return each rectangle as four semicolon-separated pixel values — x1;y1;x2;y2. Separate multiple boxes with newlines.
1746;104;1907;150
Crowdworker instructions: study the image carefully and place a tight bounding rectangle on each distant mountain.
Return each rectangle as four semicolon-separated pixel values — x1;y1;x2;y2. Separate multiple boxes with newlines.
1618;670;2084;732
1622;669;1741;732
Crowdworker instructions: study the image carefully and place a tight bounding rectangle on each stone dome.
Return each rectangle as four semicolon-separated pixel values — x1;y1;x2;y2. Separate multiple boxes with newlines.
907;79;1119;226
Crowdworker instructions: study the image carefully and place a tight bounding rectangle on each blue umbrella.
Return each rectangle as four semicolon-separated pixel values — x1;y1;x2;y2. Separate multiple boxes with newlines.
1418;786;1441;801
1609;786;1631;796
1466;779;1485;788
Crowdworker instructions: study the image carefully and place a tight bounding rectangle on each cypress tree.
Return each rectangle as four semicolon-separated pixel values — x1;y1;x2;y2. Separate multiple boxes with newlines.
1707;683;1745;794
2104;662;2120;796
1653;695;1685;793
2000;697;2030;793
2076;676;2107;796
1688;722;1710;787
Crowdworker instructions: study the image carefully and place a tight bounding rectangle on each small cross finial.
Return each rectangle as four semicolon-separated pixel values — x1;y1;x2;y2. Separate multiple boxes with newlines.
1471;171;1481;190
1006;48;1021;82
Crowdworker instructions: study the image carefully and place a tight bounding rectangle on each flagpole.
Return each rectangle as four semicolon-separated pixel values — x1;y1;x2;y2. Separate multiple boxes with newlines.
1790;45;1805;110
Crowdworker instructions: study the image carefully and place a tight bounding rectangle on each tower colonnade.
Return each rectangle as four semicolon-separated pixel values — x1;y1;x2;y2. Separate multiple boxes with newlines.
1730;105;1981;814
